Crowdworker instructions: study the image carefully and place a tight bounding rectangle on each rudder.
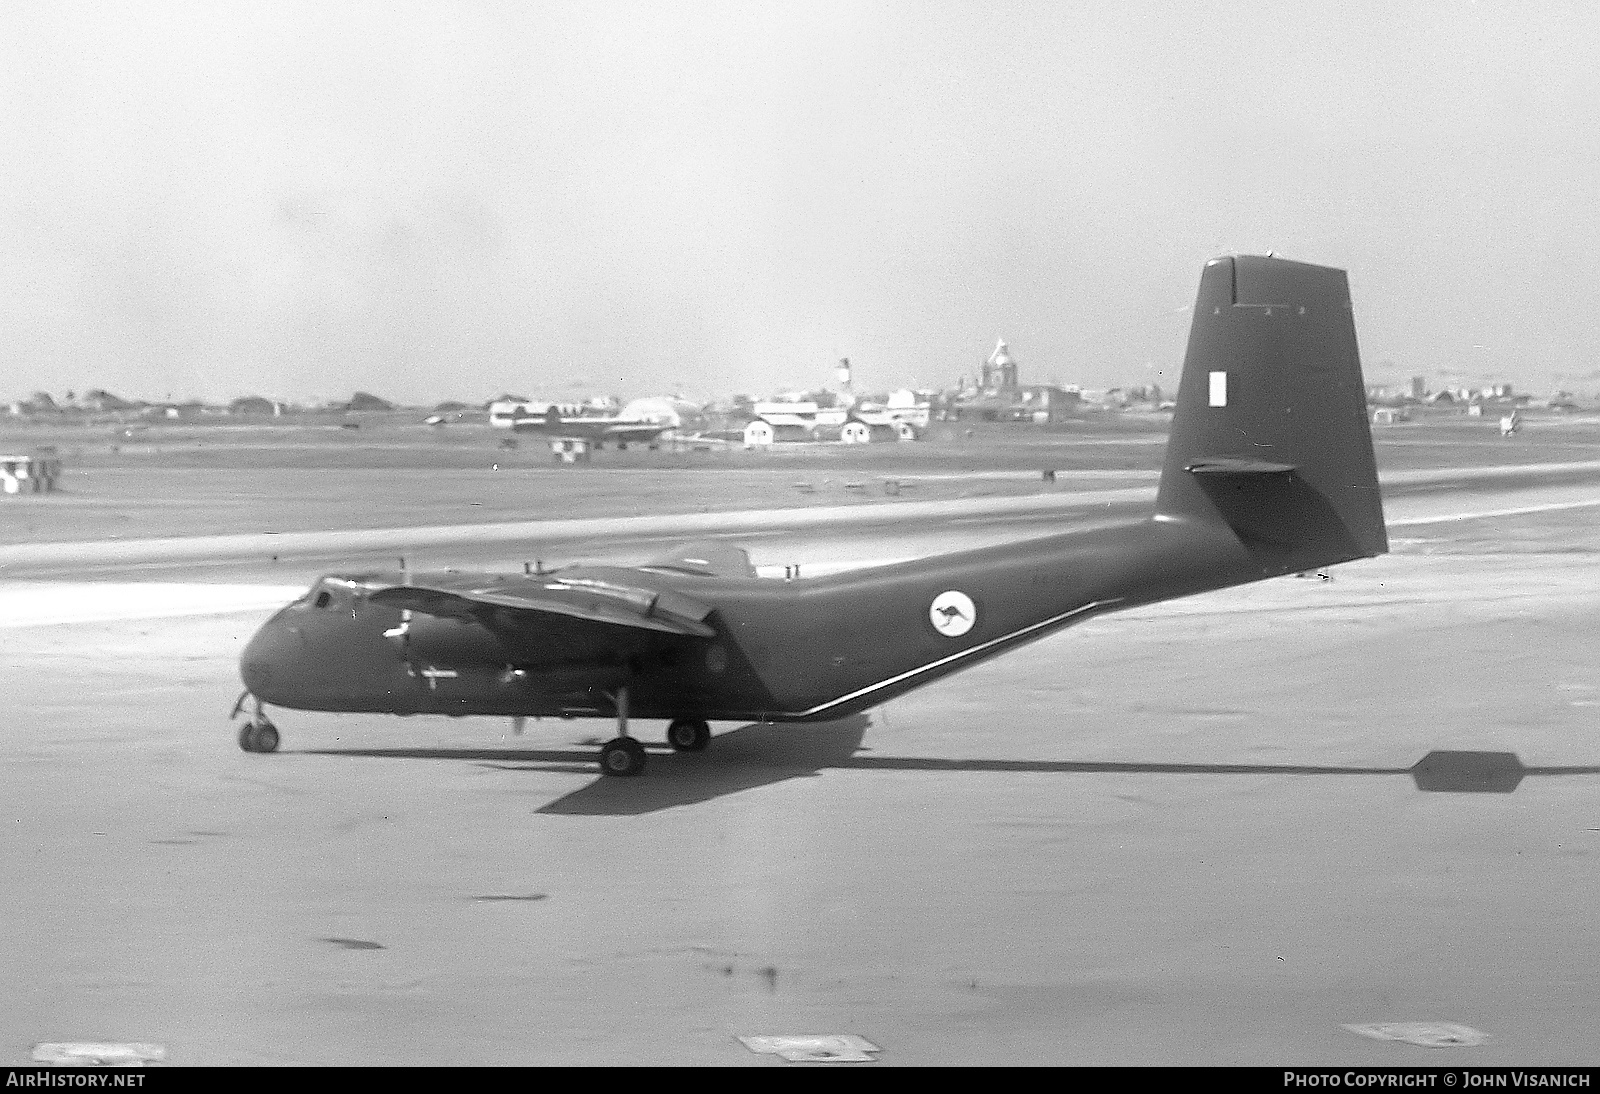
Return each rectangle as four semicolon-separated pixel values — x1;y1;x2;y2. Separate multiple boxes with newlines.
1155;255;1387;572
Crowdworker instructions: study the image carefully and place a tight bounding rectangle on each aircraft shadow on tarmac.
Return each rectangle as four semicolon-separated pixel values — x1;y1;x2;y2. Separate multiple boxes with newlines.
302;716;1599;814
306;715;873;815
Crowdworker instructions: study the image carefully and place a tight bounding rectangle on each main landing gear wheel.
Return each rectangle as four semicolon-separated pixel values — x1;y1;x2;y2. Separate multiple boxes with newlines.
601;737;646;776
666;718;710;752
598;685;645;776
238;720;280;753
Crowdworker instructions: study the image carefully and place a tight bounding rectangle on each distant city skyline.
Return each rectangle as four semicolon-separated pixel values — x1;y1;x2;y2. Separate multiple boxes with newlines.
4;2;1598;405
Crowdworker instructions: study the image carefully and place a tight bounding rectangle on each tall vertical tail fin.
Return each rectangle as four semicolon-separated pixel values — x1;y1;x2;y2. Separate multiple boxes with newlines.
1155;255;1387;572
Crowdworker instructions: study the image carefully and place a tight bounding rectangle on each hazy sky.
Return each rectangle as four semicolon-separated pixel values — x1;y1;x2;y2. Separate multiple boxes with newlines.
3;1;1598;404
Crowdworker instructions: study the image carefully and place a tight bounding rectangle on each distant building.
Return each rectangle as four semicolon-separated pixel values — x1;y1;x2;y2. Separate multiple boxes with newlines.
143;401;208;420
1108;384;1163;407
1016;384;1079;423
949;340;1080;423
984;340;1019;389
743;395;921;445
826;358;857;407
743;418;812;445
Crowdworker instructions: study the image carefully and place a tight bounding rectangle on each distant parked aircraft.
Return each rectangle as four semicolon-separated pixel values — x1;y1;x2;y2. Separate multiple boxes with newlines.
487;400;670;448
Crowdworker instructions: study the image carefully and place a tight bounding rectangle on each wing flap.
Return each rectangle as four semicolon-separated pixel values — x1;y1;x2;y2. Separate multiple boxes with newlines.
366;579;716;637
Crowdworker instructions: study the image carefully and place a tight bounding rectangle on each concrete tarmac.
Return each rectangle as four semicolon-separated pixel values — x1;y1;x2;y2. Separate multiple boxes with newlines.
2;480;1599;1065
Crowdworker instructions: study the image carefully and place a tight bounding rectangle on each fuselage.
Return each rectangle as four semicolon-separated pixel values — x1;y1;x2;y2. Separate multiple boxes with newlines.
486;400;667;445
239;512;1287;725
234;255;1387;776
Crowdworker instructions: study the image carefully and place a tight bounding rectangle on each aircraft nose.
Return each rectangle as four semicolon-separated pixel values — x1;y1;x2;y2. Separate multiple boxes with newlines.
239;616;304;700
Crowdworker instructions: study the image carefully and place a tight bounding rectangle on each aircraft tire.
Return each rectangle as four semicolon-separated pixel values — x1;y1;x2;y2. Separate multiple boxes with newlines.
239;721;280;754
666;719;710;752
253;722;281;753
601;738;646;777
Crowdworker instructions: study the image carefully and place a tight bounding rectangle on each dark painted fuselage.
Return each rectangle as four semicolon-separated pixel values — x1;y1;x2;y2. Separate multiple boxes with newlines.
240;255;1388;732
239;512;1285;725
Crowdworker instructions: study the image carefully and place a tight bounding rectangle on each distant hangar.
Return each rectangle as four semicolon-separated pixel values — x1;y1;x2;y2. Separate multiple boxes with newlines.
742;400;923;446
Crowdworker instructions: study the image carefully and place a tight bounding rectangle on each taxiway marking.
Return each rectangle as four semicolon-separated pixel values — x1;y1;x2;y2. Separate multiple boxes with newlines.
1386;497;1600;526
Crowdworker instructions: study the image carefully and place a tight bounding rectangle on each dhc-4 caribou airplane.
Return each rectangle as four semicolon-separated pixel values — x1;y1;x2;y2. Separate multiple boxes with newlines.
236;255;1388;776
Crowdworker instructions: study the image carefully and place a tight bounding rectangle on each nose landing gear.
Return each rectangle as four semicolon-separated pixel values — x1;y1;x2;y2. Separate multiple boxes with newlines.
231;691;281;754
239;720;280;753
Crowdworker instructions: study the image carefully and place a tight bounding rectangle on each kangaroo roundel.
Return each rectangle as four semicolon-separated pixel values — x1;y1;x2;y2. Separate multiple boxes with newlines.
929;590;976;637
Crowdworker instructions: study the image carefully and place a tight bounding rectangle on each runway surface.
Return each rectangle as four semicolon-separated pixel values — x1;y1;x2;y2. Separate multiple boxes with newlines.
2;474;1599;1064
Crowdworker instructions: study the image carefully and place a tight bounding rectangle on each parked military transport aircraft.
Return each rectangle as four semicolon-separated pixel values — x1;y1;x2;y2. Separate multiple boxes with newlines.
487;400;670;448
236;256;1387;776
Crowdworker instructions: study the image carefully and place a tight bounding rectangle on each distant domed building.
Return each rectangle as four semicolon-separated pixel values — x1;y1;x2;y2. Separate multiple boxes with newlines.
984;340;1019;390
953;339;1079;424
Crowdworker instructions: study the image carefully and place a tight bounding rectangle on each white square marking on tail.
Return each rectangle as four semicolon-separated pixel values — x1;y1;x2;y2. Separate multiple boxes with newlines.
1209;371;1227;407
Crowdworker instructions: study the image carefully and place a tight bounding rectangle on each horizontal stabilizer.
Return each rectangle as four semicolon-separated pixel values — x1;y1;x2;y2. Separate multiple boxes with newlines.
366;577;716;637
1184;457;1297;475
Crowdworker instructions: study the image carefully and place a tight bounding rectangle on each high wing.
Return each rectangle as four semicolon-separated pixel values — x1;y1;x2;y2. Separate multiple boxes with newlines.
642;541;758;578
362;574;716;637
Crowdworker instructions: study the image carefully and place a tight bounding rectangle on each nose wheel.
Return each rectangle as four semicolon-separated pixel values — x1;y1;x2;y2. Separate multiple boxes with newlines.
238;720;280;753
232;691;281;754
